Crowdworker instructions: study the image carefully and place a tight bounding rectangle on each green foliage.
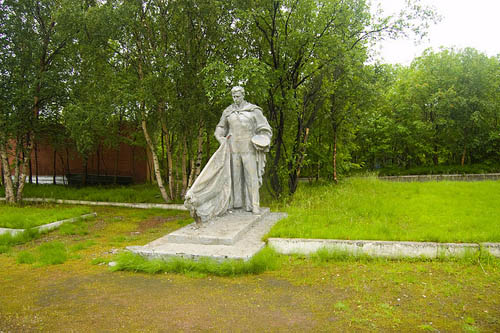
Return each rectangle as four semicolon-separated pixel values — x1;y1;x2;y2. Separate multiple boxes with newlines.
111;247;281;276
356;48;500;171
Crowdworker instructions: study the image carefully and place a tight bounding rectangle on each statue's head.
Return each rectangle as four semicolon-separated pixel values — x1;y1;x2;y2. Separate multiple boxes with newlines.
231;86;245;105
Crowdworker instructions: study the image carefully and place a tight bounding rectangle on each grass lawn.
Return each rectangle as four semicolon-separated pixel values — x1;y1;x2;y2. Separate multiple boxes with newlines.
0;183;168;204
268;177;500;243
0;204;92;229
0;204;498;331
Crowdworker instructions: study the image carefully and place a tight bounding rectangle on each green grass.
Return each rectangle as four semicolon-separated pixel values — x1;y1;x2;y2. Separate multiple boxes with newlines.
0;229;42;253
268;177;500;243
0;183;169;203
59;220;90;235
0;204;91;229
111;246;281;276
17;241;68;266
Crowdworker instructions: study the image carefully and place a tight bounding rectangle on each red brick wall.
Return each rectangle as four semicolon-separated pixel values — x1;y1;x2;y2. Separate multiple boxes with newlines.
30;141;148;183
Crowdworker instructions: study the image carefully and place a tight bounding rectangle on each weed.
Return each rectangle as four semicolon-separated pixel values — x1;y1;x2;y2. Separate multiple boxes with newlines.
17;251;36;264
38;242;68;265
418;324;437;331
0;245;10;254
333;301;349;311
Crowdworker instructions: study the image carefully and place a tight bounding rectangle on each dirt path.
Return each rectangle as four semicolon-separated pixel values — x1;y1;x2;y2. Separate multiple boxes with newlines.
1;257;499;332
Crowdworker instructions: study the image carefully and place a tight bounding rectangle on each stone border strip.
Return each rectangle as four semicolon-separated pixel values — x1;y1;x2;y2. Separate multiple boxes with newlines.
0;197;187;211
268;238;500;258
0;212;97;236
379;173;500;182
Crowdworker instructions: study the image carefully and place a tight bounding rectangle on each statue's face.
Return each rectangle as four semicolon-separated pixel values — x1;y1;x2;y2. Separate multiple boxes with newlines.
232;91;244;105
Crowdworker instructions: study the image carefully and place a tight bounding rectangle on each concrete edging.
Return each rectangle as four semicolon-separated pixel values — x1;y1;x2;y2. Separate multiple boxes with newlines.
379;173;500;182
0;212;97;236
268;238;500;258
0;197;187;211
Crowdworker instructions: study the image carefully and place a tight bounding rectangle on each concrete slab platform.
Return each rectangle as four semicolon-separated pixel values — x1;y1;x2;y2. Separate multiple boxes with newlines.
164;208;270;246
128;209;287;261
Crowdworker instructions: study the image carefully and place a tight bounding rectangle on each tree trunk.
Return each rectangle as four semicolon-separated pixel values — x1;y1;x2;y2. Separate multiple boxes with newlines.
433;145;439;166
114;145;120;185
289;127;310;194
83;158;88;186
97;145;100;176
141;117;170;202
53;149;57;184
58;151;66;184
162;124;175;199
35;140;39;184
29;157;32;184
181;135;188;196
0;157;4;186
65;147;70;184
461;144;466;167
0;143;15;203
188;124;204;188
16;139;33;202
205;129;211;165
270;109;284;197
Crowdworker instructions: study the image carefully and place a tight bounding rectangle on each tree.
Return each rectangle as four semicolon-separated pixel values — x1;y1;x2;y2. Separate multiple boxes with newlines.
0;0;83;203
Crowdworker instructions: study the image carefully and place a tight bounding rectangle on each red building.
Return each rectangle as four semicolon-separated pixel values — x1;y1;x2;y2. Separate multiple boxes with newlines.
26;139;148;185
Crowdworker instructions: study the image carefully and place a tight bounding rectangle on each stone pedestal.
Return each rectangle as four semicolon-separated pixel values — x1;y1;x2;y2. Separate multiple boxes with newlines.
127;208;286;261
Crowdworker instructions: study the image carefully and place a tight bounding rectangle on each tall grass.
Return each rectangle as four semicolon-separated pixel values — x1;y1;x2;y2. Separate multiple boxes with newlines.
0;204;91;229
268;177;500;243
0;229;41;253
111;247;281;276
17;241;68;266
0;183;168;203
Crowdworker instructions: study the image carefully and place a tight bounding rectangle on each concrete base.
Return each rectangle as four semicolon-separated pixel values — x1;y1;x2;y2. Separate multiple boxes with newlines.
268;238;500;258
0;213;97;236
128;208;287;261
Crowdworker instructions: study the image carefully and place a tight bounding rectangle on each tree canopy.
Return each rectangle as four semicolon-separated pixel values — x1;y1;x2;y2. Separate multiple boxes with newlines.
2;0;498;203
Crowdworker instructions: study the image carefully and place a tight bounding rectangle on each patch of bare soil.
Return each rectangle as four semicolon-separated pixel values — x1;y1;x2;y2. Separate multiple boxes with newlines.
137;216;179;232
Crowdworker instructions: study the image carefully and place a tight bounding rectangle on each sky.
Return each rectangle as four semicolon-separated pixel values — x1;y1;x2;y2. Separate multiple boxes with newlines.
371;0;500;65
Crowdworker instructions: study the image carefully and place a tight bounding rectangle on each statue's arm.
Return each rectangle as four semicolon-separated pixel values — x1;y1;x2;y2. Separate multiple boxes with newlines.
214;109;229;144
254;108;272;139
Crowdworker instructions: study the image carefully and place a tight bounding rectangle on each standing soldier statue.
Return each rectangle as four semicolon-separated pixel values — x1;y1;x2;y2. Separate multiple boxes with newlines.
185;86;272;224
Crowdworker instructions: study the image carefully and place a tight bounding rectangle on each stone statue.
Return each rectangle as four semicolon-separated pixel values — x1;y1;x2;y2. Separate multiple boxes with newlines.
184;86;272;224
